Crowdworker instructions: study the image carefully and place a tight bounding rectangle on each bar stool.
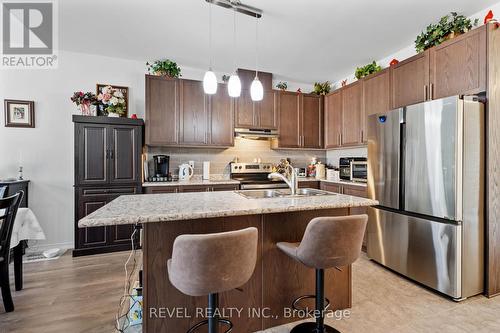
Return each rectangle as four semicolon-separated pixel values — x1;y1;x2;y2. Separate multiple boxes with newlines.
167;227;258;333
277;215;368;333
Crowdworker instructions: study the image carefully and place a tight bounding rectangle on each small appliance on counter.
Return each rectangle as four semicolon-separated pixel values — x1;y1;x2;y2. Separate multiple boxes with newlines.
148;155;171;182
154;155;169;177
339;157;367;182
326;168;340;182
178;163;194;181
294;168;307;178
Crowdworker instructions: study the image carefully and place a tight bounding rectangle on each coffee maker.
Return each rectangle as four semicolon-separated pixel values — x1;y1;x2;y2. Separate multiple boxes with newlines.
152;155;170;181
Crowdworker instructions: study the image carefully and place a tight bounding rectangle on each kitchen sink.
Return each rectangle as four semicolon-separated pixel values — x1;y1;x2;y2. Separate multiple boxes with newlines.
235;188;335;199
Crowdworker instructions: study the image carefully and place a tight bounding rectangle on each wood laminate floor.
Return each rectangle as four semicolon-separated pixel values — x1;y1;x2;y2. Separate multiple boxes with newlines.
2;252;500;333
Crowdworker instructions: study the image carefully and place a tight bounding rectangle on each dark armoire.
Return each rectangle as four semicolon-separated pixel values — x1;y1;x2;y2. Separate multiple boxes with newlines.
73;115;143;256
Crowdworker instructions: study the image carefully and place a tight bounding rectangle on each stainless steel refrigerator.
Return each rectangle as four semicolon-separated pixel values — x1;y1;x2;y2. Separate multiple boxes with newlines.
367;96;484;300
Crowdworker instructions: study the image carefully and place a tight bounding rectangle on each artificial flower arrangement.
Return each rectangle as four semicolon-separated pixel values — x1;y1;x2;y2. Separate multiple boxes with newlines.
97;85;126;116
71;91;97;116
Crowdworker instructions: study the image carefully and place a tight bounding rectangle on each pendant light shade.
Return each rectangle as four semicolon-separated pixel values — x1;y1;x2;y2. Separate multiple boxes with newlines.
250;13;263;101
203;3;217;95
228;73;241;97
203;69;218;94
250;76;263;101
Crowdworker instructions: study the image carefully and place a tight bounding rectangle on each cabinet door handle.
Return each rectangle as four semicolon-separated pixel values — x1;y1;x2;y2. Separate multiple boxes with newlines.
424;85;428;101
339;133;343;146
360;130;364;143
109;150;114;159
429;83;434;100
105;149;109;159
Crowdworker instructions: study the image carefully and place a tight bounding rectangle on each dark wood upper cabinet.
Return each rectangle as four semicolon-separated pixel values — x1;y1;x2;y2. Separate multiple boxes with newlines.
430;25;486;100
391;51;430;109
363;68;391;117
256;91;278;129
301;94;323;149
234;69;277;130
276;92;323;149
324;90;343;149
179;79;209;145
77;124;108;186
75;119;142;187
109;126;141;184
210;83;234;146
363;68;391;144
276;91;301;148
342;81;363;146
146;75;179;146
146;75;235;148
235;89;255;128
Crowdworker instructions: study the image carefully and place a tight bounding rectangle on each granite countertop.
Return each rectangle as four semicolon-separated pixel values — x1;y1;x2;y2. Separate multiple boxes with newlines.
0;179;30;184
79;191;378;227
143;175;240;187
297;177;367;188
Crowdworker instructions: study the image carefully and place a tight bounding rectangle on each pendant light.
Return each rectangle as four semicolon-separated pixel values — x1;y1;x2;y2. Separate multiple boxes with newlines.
203;3;217;94
227;9;241;97
250;15;263;101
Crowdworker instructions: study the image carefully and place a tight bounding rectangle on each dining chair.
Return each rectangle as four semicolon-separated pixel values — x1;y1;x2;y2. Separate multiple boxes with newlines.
0;191;23;312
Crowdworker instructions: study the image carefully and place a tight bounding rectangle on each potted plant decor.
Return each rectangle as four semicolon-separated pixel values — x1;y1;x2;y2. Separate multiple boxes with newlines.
146;59;182;78
415;12;479;53
276;81;288;91
355;61;382;80
312;81;331;96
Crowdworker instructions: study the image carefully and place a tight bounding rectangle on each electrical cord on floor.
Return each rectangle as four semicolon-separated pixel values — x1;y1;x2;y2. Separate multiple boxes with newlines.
114;224;142;333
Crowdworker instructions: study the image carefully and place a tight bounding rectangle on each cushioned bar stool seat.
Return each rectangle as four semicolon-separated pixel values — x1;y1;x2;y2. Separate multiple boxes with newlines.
277;215;368;333
168;227;258;333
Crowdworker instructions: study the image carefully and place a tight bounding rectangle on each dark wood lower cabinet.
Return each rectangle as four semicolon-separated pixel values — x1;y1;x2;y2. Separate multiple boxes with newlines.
144;184;239;194
298;180;320;189
73;186;141;257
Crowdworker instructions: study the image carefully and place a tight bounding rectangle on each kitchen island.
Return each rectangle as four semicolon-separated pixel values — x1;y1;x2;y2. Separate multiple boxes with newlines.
79;190;377;333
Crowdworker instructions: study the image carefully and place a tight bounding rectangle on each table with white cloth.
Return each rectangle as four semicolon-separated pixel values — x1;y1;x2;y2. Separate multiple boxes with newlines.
9;208;46;290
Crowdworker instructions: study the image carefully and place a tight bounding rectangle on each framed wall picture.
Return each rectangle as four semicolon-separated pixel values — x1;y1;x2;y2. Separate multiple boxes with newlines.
4;100;35;128
96;84;129;117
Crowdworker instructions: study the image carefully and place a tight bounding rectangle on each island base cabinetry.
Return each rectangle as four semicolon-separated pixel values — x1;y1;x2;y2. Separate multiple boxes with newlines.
143;208;352;333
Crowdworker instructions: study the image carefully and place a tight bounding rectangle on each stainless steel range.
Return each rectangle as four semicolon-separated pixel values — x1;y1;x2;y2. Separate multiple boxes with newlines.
230;163;288;190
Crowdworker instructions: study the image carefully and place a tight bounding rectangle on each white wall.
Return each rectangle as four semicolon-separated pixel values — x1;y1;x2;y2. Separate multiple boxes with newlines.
0;51;147;250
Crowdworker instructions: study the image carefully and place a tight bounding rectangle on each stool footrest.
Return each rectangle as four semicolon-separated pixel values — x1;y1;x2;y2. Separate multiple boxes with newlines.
187;318;233;333
292;294;331;315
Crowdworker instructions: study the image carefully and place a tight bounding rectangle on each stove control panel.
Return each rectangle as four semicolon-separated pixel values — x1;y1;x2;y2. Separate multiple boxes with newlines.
230;163;274;174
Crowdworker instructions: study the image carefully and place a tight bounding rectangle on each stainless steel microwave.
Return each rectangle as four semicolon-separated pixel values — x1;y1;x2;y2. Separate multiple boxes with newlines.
350;161;367;183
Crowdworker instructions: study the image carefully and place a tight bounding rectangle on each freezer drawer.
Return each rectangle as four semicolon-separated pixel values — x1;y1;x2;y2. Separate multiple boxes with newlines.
367;207;462;298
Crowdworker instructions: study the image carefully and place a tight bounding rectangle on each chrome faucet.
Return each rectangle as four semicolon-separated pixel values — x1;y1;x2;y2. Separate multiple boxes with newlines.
268;164;298;195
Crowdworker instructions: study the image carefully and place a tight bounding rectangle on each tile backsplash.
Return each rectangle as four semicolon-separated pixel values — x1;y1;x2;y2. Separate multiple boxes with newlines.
147;138;327;177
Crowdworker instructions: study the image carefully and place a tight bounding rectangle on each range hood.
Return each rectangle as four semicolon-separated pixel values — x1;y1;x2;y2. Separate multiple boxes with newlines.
235;128;278;139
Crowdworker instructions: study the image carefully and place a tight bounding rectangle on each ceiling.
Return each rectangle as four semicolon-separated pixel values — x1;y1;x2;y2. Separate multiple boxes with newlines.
60;0;498;84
